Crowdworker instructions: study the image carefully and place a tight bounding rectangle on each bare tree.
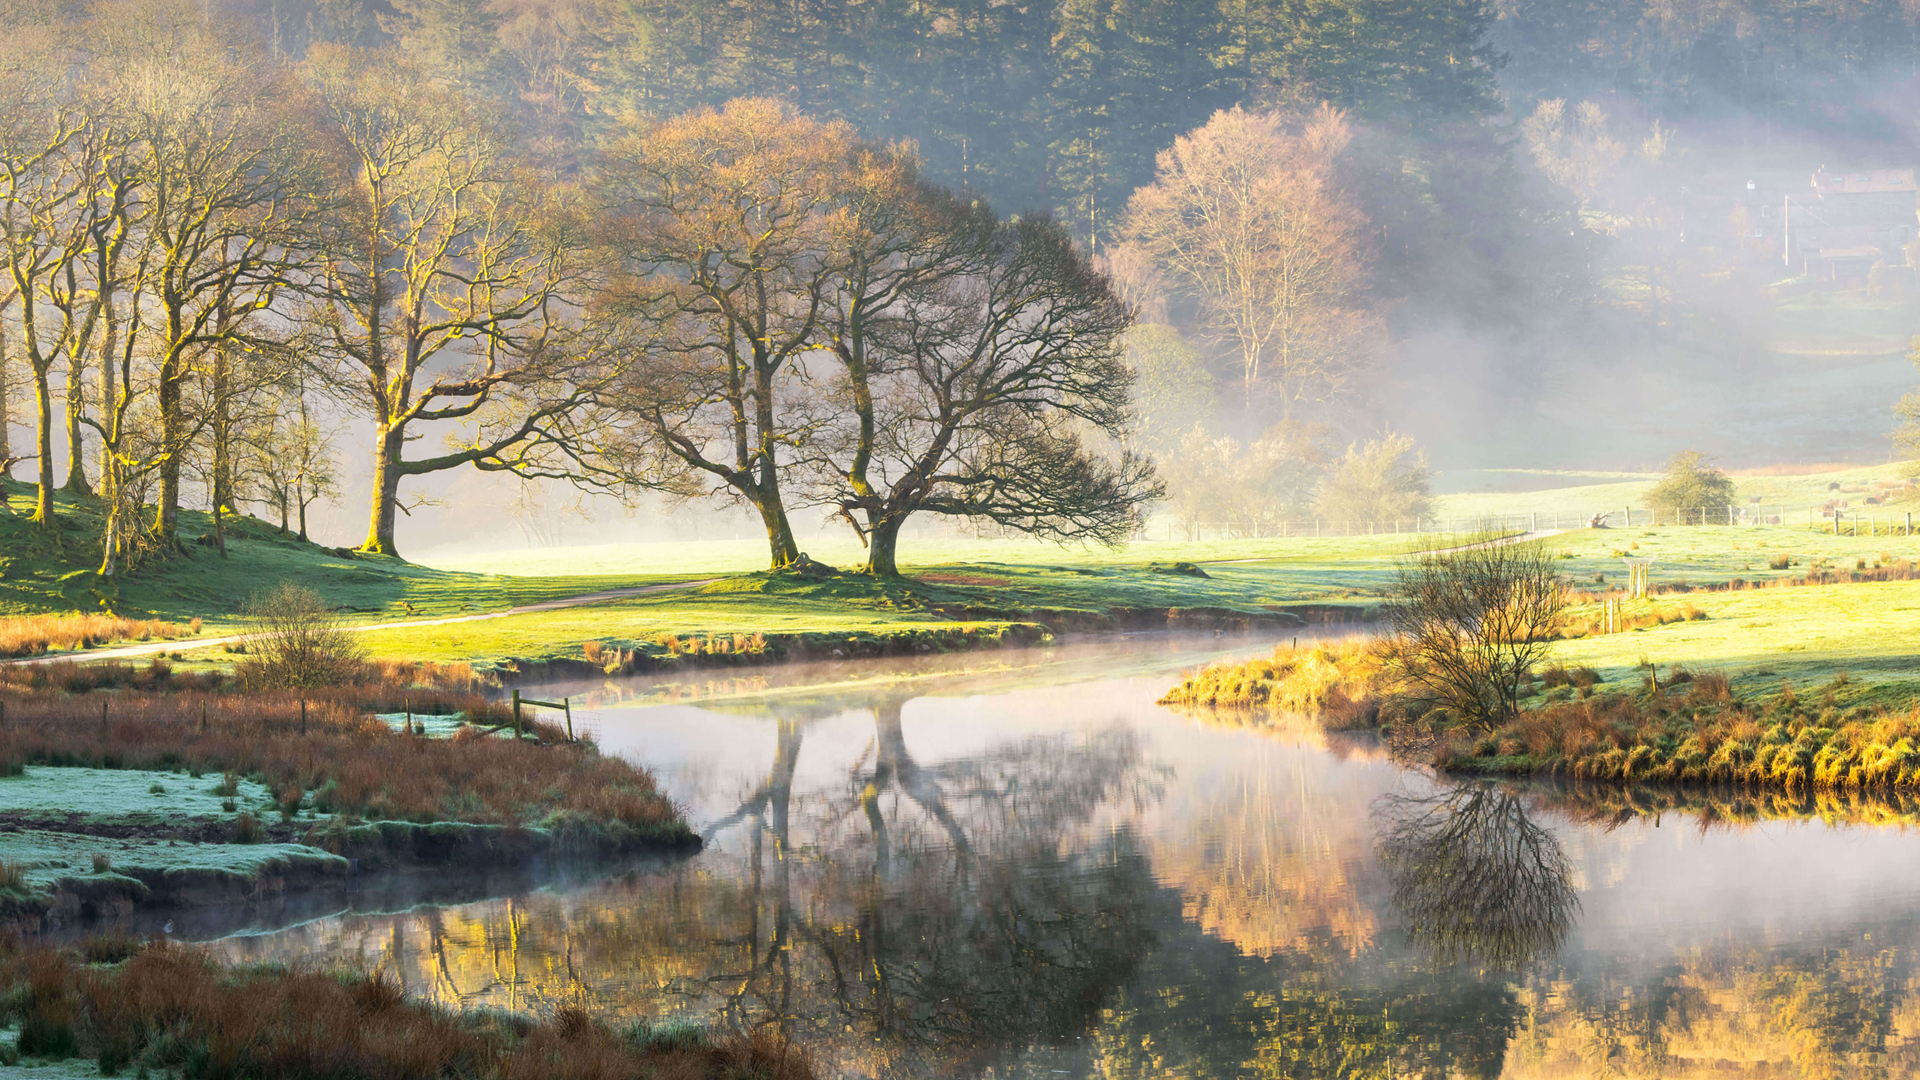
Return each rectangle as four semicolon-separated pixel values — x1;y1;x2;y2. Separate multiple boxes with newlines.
94;2;336;551
303;45;596;557
1117;104;1375;414
811;163;1158;575
595;98;858;569
1385;535;1565;731
0;10;89;528
0;285;15;472
244;380;340;541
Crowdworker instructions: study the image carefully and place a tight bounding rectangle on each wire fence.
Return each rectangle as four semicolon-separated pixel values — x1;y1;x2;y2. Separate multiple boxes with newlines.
1153;505;1920;541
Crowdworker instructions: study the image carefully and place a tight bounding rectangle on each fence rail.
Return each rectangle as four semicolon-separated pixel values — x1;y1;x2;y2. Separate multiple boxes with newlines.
1156;505;1920;541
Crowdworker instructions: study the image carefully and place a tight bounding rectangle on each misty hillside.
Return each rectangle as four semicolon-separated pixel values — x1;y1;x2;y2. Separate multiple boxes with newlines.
4;0;1920;556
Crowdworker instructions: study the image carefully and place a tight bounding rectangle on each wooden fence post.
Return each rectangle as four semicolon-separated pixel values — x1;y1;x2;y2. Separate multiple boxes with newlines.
511;690;522;740
563;698;574;743
300;700;307;736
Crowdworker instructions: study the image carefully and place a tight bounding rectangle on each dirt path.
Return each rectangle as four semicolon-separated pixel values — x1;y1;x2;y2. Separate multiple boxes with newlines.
4;579;720;667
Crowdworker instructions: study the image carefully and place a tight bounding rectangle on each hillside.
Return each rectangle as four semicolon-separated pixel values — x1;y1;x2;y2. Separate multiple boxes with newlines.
0;480;679;627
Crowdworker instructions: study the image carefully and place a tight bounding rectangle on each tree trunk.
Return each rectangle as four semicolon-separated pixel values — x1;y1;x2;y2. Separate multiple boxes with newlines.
62;355;90;495
753;491;799;569
0;310;11;465
864;513;905;577
97;295;115;484
151;350;184;547
31;363;54;526
361;419;404;555
210;342;231;557
297;481;310;543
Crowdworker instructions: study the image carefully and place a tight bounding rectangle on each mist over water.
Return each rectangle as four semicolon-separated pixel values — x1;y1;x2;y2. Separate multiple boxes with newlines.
198;637;1920;1077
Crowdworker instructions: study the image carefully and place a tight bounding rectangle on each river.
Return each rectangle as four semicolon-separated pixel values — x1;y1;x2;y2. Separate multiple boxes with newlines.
214;635;1920;1078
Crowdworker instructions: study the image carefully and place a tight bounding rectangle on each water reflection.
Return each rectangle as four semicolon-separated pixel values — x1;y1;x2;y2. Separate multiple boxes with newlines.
209;639;1920;1078
1376;783;1579;969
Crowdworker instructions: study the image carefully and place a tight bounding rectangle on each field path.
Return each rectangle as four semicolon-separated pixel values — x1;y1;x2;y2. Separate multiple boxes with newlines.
4;578;720;667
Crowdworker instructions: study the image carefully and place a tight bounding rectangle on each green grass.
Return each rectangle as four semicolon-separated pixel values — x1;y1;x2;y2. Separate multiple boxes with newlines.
349;561;1363;666
1543;578;1920;701
414;533;1435;577
0;481;686;629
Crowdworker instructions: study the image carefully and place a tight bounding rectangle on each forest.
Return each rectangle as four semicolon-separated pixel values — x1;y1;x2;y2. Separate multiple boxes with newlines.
3;0;1919;565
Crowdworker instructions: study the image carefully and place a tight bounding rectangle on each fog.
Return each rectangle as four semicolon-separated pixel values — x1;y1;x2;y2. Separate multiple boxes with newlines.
3;0;1919;555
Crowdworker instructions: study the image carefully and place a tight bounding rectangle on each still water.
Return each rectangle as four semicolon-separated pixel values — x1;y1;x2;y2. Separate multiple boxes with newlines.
221;636;1920;1078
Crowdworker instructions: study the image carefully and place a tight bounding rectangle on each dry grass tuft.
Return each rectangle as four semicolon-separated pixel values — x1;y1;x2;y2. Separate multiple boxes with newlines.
0;614;194;659
0;943;814;1080
1160;638;1389;726
1445;676;1920;795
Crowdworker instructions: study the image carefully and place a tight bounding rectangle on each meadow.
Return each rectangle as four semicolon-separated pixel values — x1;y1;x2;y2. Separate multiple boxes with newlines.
7;465;1920;681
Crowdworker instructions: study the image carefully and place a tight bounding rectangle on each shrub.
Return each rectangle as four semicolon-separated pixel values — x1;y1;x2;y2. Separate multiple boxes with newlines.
90;854;110;874
234;584;365;691
1385;534;1565;731
232;813;263;844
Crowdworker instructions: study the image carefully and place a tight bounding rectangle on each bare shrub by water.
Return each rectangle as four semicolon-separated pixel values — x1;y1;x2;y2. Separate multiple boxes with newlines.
236;583;364;690
1385;534;1565;732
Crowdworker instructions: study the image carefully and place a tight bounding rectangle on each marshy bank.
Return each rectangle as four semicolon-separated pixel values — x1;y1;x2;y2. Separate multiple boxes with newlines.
1161;639;1920;798
0;941;812;1080
0;667;694;931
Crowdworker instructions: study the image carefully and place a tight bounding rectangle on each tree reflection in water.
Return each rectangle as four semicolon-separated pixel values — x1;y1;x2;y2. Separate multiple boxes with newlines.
683;696;1171;1077
1375;782;1579;969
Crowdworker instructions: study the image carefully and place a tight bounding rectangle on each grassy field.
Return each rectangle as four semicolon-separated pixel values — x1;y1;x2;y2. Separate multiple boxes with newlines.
347;559;1376;666
0;483;688;629
1544;579;1920;702
10;464;1920;675
1435;461;1918;520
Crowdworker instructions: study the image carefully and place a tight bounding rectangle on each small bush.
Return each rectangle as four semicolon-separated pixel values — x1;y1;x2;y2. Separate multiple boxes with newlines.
234;583;365;691
231;813;262;844
17;1001;76;1058
90;853;111;874
1768;554;1792;570
148;782;165;795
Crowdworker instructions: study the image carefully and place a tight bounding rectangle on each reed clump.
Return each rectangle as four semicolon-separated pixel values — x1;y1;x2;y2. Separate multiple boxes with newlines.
0;943;813;1080
1442;673;1920;794
1159;638;1390;726
0;614;195;659
0;689;680;834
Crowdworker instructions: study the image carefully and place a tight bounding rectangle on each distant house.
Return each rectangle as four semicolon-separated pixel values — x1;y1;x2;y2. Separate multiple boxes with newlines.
1785;167;1918;282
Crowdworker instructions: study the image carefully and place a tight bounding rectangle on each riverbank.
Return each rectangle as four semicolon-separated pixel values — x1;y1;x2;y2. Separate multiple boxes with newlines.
1161;589;1920;799
0;942;811;1079
0;684;694;931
